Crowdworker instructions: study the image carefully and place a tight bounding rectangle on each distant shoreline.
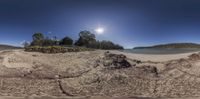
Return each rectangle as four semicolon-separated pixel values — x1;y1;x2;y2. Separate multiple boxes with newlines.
122;48;200;55
0;44;21;51
133;43;200;49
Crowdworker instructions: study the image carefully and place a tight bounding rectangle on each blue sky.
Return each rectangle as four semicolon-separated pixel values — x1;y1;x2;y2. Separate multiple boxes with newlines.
0;0;200;48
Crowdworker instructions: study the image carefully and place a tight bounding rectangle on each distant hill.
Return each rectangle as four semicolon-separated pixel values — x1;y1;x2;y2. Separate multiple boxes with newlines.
133;43;200;49
0;44;21;50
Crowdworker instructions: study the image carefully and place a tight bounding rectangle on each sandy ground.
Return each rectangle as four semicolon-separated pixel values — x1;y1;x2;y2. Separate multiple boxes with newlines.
1;49;197;68
0;96;200;99
111;50;200;62
0;49;199;99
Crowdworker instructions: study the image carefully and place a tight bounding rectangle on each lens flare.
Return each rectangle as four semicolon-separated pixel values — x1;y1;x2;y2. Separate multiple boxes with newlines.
95;27;104;34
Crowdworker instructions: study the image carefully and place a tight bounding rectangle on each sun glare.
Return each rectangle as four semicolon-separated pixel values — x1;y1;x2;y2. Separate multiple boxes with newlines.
95;27;104;34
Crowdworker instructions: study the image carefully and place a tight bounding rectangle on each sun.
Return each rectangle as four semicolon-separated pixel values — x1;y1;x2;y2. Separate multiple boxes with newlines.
95;27;104;34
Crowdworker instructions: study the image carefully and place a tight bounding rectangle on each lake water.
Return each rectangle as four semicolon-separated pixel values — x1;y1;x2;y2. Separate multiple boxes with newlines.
122;48;200;54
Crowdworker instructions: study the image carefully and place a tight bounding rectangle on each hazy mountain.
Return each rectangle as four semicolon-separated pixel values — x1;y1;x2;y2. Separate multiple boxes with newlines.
0;44;21;50
134;43;200;49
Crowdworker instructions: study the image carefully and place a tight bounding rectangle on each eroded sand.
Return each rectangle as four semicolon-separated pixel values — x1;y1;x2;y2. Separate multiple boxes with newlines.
0;50;199;99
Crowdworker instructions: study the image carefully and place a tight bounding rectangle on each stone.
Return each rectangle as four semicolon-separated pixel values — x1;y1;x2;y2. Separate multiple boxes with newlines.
188;53;200;61
103;52;131;69
138;65;158;75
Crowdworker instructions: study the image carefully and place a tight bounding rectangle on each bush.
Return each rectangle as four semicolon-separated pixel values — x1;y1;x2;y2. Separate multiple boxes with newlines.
28;31;124;50
60;36;73;45
87;40;124;50
31;33;44;46
25;46;94;53
75;30;96;46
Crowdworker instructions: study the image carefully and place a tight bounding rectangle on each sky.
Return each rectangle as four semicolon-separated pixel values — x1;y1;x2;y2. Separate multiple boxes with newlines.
0;0;200;48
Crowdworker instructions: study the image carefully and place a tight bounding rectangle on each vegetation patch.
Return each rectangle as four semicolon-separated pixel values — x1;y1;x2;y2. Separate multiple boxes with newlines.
23;31;123;50
25;46;94;53
24;30;123;53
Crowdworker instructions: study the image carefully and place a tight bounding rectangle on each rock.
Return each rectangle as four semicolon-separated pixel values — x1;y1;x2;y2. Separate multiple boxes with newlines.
127;59;142;65
54;75;60;79
178;58;192;68
136;60;142;64
32;54;38;57
138;65;158;75
188;53;200;61
103;52;131;69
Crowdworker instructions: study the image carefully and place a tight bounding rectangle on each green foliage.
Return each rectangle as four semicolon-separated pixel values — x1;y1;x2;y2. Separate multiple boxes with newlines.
31;33;44;46
42;38;59;46
87;40;124;50
32;33;44;41
28;30;124;51
31;40;43;46
103;41;121;49
31;33;59;46
75;30;96;46
25;46;94;53
60;36;73;45
74;30;123;49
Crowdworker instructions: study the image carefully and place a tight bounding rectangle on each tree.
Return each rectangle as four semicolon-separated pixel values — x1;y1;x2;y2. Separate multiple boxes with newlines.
52;36;60;45
31;33;44;46
60;36;73;46
32;33;44;41
86;40;124;50
75;30;96;46
42;38;55;46
87;40;101;49
100;40;124;49
42;36;60;46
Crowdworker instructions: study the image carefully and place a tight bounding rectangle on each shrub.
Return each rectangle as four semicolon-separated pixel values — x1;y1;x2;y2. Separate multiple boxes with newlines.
60;36;73;45
31;33;44;46
87;40;124;50
25;46;94;53
75;30;96;46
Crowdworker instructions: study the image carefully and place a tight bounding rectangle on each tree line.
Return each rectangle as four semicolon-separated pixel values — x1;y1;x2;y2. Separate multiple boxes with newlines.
26;30;124;50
